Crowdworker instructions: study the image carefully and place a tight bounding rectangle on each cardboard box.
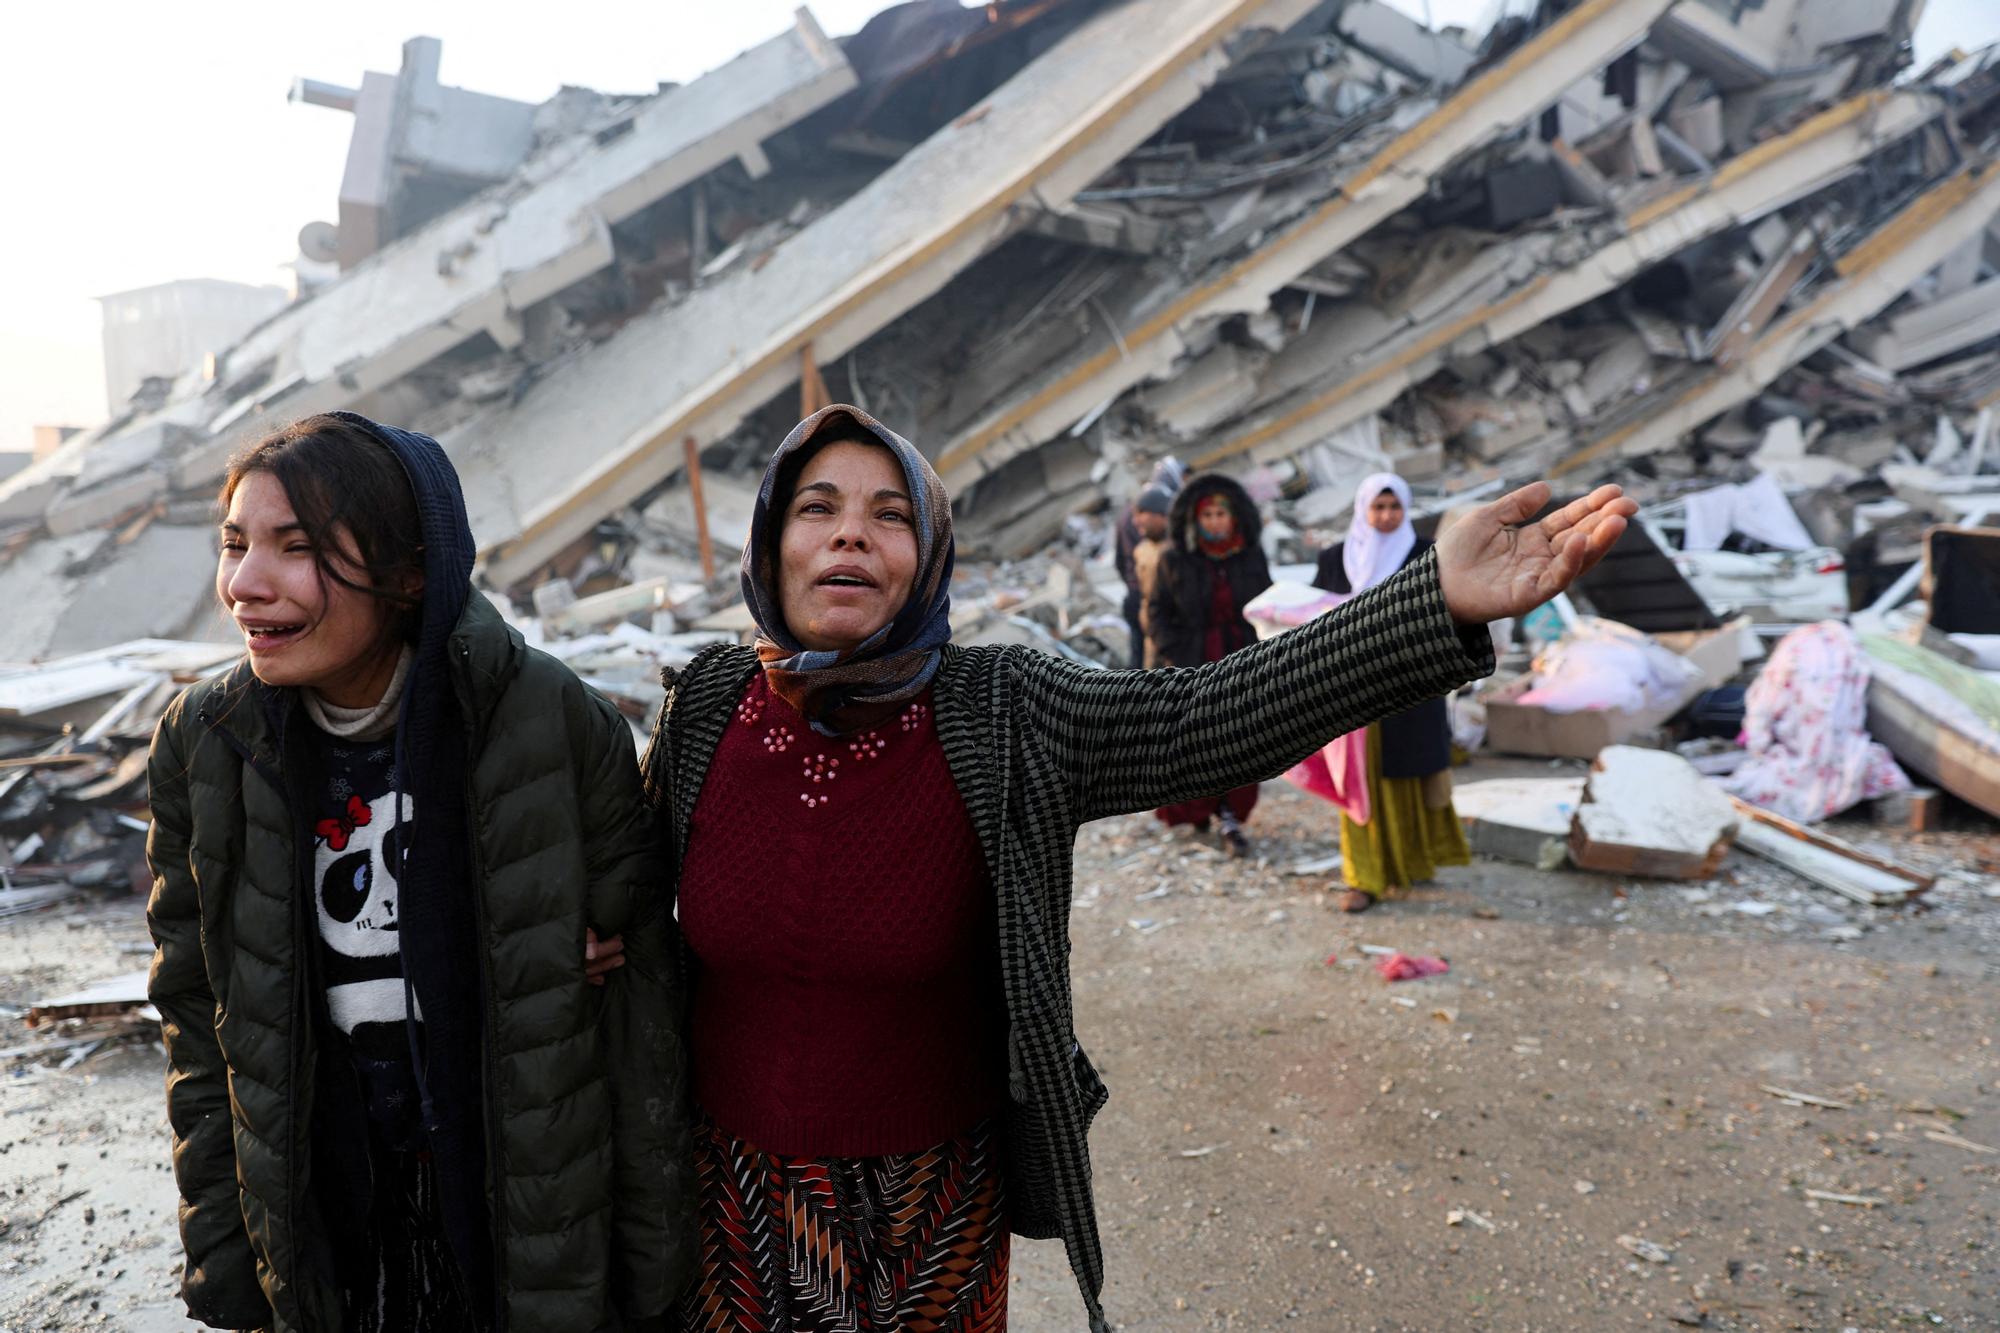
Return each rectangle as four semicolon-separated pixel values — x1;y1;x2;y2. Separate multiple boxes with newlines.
1482;618;1748;759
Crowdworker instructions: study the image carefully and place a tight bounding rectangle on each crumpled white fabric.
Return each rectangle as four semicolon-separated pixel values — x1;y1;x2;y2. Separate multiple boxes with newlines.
1243;581;1345;637
1723;621;1910;823
1516;619;1704;715
1680;472;1816;553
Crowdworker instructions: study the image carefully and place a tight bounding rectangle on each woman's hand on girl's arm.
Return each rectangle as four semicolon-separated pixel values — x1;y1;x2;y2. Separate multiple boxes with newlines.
1435;482;1635;624
585;927;626;985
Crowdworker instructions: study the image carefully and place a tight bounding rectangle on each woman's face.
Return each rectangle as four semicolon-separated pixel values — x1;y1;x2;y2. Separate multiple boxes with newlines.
217;471;409;707
1197;495;1236;541
1367;490;1405;534
778;440;919;654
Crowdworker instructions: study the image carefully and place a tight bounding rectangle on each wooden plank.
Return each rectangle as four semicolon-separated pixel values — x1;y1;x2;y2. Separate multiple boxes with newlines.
683;436;717;583
1734;821;1922;906
24;971;153;1027
1728;796;1933;898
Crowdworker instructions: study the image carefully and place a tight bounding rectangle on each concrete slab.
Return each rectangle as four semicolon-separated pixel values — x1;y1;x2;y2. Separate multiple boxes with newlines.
1557;159;2000;477
0;535;106;664
69;422;185;494
45;472;166;538
1186;87;1943;470
1569;746;1741;880
933;0;1680;490
166;13;857;492
45;526;224;659
1455;776;1586;869
466;0;1325;587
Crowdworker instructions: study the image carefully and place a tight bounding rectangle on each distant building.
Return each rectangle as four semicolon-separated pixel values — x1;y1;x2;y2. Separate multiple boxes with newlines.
31;424;85;462
0;451;32;483
97;279;287;415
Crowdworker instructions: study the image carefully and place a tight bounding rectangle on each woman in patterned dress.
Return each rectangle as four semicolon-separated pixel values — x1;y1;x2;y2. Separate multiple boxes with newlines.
644;404;1635;1331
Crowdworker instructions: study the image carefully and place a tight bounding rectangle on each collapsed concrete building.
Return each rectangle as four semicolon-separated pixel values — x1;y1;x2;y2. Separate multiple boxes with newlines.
3;0;1998;663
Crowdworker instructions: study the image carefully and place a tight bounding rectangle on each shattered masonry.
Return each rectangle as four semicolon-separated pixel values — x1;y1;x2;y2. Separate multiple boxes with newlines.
0;0;1996;661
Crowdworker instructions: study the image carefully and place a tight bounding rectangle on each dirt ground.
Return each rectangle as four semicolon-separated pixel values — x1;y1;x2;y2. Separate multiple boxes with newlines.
4;763;1997;1332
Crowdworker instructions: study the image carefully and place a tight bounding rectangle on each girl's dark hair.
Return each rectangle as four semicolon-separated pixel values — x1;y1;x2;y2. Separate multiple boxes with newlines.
221;414;424;642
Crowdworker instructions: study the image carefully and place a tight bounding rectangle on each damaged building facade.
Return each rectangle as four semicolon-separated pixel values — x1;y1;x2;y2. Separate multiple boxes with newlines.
1;0;1996;703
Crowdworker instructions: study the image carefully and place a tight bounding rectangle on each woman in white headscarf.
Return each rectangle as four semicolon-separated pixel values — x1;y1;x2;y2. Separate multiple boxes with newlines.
1312;473;1471;912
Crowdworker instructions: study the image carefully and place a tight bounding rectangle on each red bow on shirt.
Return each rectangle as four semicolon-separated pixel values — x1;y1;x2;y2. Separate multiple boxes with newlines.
315;795;372;852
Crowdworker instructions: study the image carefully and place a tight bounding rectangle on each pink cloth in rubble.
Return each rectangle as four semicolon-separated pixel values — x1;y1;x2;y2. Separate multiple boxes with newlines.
1374;952;1449;981
1723;621;1909;823
1282;728;1371;826
1248;583;1374;824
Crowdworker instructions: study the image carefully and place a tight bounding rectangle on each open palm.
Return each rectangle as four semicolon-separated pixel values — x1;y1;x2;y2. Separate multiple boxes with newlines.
1436;483;1637;625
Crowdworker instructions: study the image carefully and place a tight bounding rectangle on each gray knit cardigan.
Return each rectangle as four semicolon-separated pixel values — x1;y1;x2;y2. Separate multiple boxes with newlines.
640;550;1493;1330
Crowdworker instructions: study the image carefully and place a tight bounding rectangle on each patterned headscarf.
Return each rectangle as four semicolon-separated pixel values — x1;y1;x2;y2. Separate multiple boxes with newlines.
742;404;955;736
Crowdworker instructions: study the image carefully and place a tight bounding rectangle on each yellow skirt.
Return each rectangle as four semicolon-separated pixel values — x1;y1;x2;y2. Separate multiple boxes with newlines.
1339;724;1470;895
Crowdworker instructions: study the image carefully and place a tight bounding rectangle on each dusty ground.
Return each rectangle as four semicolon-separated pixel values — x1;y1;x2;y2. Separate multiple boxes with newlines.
4;762;1997;1332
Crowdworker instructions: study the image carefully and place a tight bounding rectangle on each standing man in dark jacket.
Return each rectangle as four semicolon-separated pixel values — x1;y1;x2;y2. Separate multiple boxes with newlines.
147;413;693;1332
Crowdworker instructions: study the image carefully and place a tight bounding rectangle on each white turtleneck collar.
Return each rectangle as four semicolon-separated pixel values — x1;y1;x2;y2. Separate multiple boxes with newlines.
301;646;415;742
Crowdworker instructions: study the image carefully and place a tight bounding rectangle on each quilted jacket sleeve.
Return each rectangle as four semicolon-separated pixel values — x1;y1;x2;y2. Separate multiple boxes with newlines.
1016;548;1494;824
145;708;271;1331
579;693;697;1321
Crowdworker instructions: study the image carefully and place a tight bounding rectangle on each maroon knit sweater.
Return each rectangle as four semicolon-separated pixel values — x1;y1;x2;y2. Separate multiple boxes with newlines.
676;672;1007;1157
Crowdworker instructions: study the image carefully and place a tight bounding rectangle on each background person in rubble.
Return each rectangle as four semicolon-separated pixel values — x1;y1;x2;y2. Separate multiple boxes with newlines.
1145;473;1273;856
145;412;693;1332
637;403;1634;1333
1113;483;1174;667
1312;472;1473;913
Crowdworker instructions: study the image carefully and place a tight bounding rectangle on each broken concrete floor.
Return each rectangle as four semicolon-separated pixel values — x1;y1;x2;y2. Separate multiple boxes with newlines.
4;770;1996;1331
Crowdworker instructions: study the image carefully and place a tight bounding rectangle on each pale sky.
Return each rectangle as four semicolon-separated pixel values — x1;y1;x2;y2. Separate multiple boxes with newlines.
0;0;1990;453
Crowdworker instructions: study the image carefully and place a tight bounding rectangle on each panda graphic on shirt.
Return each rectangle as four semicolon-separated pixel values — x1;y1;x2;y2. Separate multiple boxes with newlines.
310;737;422;1064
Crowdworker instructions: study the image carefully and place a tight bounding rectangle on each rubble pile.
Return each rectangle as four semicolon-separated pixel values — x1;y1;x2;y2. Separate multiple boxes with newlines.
0;641;237;917
0;0;1994;895
0;0;1989;636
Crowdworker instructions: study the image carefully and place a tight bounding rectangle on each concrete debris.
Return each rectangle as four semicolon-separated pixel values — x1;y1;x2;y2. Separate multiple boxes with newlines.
1616;1234;1672;1264
0;0;1979;654
0;641;237;913
1453;777;1585;870
0;3;1995;909
23;972;154;1029
1568;746;1740;880
1733;813;1929;907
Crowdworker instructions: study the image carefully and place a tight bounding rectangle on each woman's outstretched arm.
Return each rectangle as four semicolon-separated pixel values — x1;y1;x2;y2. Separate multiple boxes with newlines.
1019;483;1632;822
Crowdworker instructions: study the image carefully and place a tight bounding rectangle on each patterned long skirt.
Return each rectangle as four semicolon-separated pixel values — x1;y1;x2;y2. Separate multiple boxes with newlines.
674;1117;1009;1332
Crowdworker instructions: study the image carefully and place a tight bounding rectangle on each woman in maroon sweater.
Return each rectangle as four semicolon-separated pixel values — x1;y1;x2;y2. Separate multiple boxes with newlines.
651;405;1635;1332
